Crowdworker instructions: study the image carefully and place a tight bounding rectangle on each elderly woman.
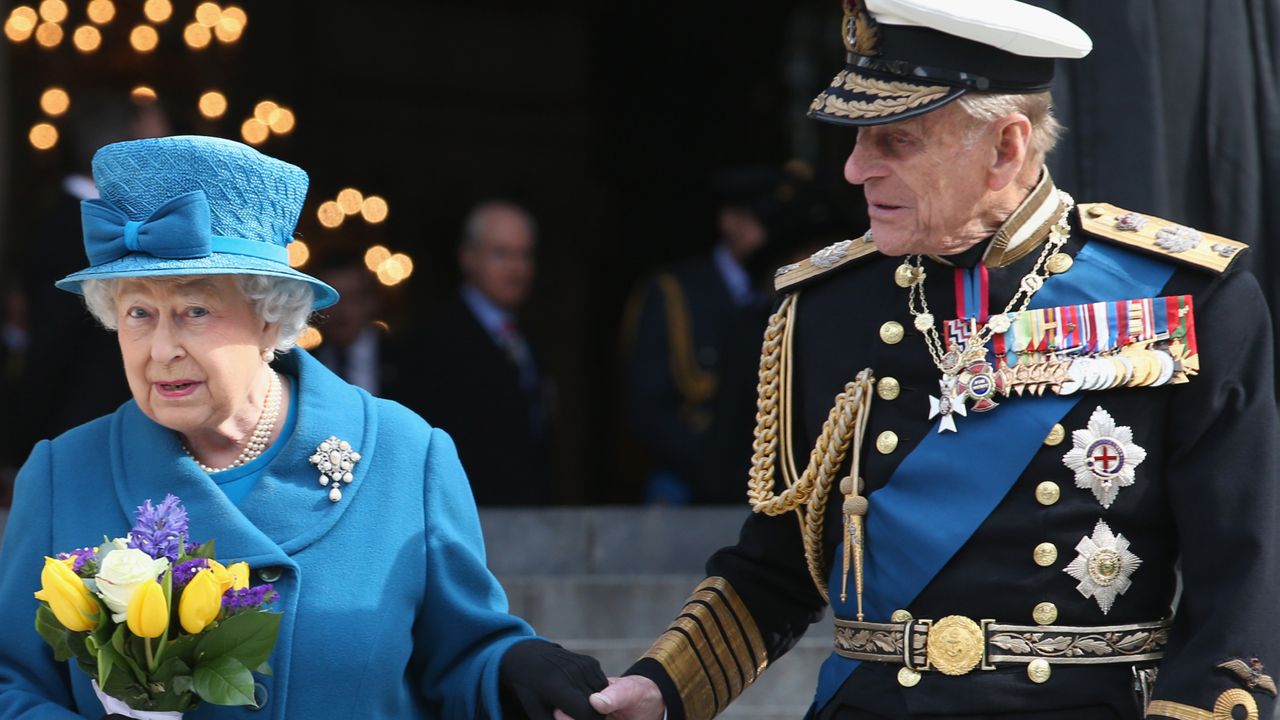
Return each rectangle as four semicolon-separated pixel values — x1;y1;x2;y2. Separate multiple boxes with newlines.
0;136;603;719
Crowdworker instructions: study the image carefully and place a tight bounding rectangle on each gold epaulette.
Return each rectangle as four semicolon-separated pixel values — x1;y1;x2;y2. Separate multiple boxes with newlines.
1078;203;1248;273
641;577;768;720
774;233;880;293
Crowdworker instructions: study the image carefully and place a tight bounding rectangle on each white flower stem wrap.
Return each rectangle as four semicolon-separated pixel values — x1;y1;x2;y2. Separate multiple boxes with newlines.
92;680;183;719
93;548;170;623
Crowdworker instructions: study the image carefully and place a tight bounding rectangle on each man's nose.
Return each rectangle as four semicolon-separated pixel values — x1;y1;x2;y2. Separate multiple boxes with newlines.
844;139;881;186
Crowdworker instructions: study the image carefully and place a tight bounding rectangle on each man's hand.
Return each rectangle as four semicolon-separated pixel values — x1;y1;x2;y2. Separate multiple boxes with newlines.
588;676;665;720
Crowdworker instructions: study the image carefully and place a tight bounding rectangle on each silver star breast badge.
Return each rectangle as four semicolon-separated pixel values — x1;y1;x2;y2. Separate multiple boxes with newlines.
1062;406;1147;509
1063;519;1142;614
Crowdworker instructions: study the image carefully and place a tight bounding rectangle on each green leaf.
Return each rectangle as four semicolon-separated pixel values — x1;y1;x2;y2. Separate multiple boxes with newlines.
172;674;193;694
255;661;273;677
109;625;147;685
96;641;120;689
152;656;191;683
156;632;198;666
192;655;255;707
190;540;217;560
34;605;72;662
67;629;93;665
195;611;281;670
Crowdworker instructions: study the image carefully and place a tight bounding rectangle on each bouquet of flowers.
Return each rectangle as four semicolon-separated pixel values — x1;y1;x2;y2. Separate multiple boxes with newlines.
32;494;281;718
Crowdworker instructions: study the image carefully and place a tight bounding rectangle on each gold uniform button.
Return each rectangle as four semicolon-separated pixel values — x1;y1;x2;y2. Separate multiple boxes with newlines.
877;377;901;401
1043;423;1066;446
897;666;922;688
880;321;905;345
876;431;899;454
1046;253;1074;274
1035;481;1061;506
1032;602;1058;625
1033;542;1058;567
1027;658;1052;684
890;609;913;623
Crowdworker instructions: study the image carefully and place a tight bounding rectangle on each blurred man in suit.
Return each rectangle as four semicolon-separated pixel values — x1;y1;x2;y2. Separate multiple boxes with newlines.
414;201;552;505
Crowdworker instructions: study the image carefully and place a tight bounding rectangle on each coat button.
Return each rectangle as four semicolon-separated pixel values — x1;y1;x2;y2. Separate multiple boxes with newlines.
897;667;921;687
1033;543;1058;567
258;566;283;583
251;681;269;710
1035;481;1061;506
879;321;905;345
1027;659;1052;684
1032;602;1058;625
890;609;912;623
875;431;899;454
877;377;901;401
1046;253;1074;274
1043;423;1066;446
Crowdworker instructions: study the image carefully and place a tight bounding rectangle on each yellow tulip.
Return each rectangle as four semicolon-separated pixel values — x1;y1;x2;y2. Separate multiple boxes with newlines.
227;562;250;591
179;569;222;634
125;579;168;638
33;556;98;632
205;560;235;594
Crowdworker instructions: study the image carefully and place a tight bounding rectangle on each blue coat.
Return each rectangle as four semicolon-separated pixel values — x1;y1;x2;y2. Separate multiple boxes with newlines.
0;349;534;719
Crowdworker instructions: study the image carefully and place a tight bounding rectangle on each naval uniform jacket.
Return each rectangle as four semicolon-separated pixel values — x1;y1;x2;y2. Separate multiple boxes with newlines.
627;177;1280;719
0;349;534;719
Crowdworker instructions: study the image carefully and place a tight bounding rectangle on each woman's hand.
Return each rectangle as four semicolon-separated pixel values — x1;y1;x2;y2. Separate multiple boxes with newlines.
589;676;665;720
499;639;609;720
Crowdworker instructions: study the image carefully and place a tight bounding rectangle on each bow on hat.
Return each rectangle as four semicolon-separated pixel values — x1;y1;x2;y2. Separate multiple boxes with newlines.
81;189;287;267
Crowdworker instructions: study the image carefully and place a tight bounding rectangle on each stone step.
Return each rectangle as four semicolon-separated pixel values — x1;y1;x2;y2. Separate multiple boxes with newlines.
561;637;828;717
478;506;751;576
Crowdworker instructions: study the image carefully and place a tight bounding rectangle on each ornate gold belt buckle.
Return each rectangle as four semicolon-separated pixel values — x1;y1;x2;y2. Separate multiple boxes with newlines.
926;615;986;676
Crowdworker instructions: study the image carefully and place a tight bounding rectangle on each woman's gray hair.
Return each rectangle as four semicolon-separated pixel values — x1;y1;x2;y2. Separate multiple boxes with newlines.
81;274;314;352
956;90;1062;160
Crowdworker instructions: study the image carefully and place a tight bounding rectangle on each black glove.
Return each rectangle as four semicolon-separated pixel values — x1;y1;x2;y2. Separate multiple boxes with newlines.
499;638;609;720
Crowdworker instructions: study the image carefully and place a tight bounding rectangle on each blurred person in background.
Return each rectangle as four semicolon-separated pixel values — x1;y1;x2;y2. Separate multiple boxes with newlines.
411;200;552;505
15;91;171;465
311;251;412;403
621;169;791;504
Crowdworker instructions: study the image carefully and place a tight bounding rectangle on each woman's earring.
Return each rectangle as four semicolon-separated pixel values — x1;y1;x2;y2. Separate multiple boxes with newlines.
261;348;274;363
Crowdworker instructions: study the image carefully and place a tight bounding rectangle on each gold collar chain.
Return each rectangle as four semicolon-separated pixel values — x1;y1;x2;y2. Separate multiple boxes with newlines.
898;190;1076;432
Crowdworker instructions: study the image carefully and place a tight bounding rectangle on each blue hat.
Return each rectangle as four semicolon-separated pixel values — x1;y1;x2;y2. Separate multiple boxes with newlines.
56;135;339;309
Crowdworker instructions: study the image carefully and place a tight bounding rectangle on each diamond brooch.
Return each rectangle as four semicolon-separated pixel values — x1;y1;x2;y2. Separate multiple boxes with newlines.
309;436;361;503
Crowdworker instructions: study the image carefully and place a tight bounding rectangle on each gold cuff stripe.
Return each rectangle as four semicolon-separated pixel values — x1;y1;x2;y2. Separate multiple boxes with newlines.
641;578;770;720
1147;689;1259;720
1147;701;1214;720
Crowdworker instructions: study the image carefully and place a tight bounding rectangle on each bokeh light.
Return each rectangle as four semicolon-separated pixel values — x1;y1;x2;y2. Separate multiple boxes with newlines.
375;254;415;286
131;85;158;104
222;5;246;29
240;118;269;145
297;326;322;350
143;0;172;23
360;196;389;224
336;188;363;215
363;245;390;272
268;108;295;135
37;0;67;23
40;87;70;117
29;122;58;150
287;239;310;268
5;7;37;42
214;14;242;42
183;22;211;49
34;21;62;48
73;25;102;52
198;90;227;119
318;201;345;229
130;24;159;52
86;0;115;25
253;100;279;125
194;2;221;28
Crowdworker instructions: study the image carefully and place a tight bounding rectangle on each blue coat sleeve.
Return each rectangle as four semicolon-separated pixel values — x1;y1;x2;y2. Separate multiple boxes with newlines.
0;440;82;719
413;427;535;719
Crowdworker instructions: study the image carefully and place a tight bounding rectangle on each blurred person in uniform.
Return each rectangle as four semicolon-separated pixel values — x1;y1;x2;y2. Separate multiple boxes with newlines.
589;1;1280;719
622;170;788;504
311;252;411;404
16;91;171;459
412;201;552;505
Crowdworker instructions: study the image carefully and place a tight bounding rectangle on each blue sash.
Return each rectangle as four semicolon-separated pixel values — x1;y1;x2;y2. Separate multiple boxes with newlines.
811;241;1174;712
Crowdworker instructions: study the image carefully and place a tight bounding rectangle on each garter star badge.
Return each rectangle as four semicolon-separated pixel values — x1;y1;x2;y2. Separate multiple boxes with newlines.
1062;406;1147;509
1063;520;1141;614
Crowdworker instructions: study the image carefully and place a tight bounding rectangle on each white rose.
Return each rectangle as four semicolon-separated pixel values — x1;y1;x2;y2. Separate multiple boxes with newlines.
94;548;170;623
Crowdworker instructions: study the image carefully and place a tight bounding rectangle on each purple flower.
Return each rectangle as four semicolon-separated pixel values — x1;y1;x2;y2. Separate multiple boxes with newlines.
56;547;98;577
221;584;279;615
129;494;189;562
172;558;211;589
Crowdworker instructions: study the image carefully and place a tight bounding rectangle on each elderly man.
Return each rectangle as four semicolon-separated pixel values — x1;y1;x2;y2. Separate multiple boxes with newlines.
590;1;1279;719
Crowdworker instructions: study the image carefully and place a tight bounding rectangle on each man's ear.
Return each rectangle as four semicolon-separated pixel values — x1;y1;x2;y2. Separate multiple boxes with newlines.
988;113;1032;191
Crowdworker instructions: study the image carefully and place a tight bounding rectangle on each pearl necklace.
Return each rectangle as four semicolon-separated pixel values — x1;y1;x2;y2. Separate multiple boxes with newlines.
185;371;283;473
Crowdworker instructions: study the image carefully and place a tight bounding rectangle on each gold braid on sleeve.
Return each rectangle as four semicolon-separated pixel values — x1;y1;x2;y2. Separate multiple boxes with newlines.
745;293;875;600
641;577;769;720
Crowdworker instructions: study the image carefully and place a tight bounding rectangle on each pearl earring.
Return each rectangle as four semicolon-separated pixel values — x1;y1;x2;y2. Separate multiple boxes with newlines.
262;348;273;363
